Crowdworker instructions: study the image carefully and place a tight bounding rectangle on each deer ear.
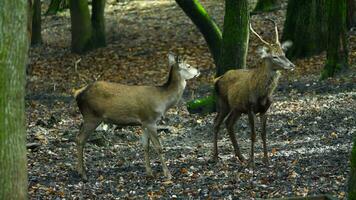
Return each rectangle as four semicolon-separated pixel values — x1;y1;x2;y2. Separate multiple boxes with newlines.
282;40;293;51
257;46;268;58
168;53;176;66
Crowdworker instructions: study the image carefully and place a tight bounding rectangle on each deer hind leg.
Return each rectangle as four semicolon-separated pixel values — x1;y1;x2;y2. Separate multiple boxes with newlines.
76;118;101;180
141;127;153;177
225;110;245;162
213;98;229;161
247;111;257;168
260;113;269;165
144;123;172;179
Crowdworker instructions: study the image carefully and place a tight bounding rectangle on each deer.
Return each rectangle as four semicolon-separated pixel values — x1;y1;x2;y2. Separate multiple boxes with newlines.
213;21;295;167
73;53;200;180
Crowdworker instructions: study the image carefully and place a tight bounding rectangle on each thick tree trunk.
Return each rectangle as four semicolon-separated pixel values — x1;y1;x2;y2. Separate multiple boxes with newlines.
69;0;93;53
282;0;327;59
91;0;106;47
31;0;42;45
253;0;279;13
321;0;348;79
218;0;249;76
0;0;29;199
175;0;222;67
350;137;356;200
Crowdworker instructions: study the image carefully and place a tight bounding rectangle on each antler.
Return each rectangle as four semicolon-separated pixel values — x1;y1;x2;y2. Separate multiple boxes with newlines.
249;23;271;46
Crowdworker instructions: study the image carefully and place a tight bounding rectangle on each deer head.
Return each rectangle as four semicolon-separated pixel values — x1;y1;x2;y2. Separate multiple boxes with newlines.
250;20;295;71
168;53;200;80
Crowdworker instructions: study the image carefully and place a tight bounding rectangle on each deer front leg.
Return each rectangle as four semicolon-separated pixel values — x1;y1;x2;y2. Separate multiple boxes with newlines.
146;124;172;180
141;128;153;178
260;113;269;165
247;111;257;168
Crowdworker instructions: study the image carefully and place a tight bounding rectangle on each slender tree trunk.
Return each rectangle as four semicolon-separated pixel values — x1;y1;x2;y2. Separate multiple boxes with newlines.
321;0;348;79
69;0;93;53
175;0;222;67
31;0;42;45
218;0;249;76
253;0;279;13
46;0;69;15
0;0;29;199
349;137;356;200
347;0;356;29
91;0;106;47
282;0;327;59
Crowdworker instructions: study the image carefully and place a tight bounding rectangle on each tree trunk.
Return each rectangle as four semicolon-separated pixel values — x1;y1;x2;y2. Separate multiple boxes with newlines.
349;137;356;200
321;0;348;79
0;1;29;199
282;0;327;59
31;0;42;46
46;0;69;15
253;0;279;13
347;0;356;29
69;0;93;53
175;0;222;67
217;0;249;76
91;0;106;47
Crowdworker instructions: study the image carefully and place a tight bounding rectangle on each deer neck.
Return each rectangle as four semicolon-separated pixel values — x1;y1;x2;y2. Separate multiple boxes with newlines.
158;68;186;110
254;58;280;97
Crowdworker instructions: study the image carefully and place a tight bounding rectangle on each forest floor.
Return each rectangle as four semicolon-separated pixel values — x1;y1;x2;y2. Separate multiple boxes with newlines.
26;0;356;199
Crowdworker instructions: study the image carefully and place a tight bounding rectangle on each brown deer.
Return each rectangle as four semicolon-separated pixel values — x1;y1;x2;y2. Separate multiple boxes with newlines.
213;21;295;167
74;53;199;180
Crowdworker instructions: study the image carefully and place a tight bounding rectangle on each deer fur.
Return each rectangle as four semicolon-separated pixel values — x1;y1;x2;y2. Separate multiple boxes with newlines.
213;22;295;167
74;53;199;180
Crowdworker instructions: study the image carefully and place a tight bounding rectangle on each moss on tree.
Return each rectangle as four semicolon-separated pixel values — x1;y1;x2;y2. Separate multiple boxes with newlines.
350;136;356;199
0;1;29;199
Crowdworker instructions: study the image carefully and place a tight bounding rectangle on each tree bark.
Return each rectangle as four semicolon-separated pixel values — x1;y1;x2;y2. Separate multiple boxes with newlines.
253;0;279;13
321;0;348;79
175;0;222;67
31;0;42;46
0;0;29;199
69;0;93;53
91;0;106;47
282;0;327;59
217;0;249;76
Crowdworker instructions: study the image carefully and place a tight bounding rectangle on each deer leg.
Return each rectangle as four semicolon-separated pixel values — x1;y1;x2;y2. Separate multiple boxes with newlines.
247;111;257;168
141;127;153;177
225;111;245;162
213;98;229;161
76;119;100;180
146;124;172;179
260;113;269;165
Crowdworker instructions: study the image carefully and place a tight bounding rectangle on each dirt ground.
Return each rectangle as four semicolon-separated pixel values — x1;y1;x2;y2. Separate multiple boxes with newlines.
26;1;356;199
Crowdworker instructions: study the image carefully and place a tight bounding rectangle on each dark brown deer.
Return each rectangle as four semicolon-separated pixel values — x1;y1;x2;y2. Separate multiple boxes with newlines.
213;21;295;167
74;53;199;180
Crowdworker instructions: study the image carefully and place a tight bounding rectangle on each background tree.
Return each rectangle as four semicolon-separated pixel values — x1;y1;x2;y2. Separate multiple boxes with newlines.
321;0;348;79
282;0;328;59
0;0;29;199
252;0;279;14
46;0;69;15
69;0;106;54
31;0;42;45
347;0;356;29
349;137;356;200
